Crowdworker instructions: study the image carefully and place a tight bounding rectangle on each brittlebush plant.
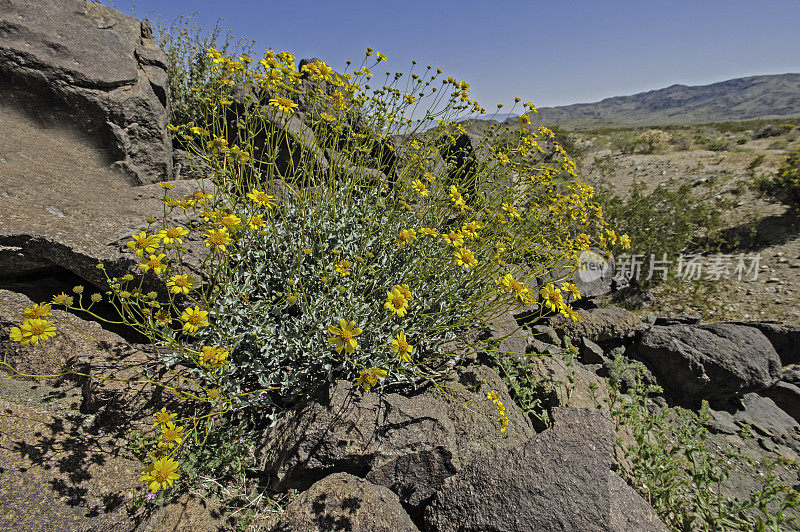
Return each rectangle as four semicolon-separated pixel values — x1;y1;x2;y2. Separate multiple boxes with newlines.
4;46;626;497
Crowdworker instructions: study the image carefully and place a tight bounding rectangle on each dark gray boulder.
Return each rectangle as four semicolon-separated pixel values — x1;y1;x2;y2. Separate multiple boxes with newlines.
260;365;534;516
762;381;800;423
424;407;668;532
550;306;646;344
633;324;781;405
271;473;418;532
0;0;171;185
734;393;799;437
725;321;800;365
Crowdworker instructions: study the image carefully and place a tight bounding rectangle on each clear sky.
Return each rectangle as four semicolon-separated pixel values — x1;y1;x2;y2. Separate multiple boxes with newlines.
114;0;800;111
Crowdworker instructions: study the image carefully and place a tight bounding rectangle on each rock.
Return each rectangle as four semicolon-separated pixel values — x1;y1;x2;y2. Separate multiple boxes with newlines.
734;393;798;437
580;336;607;364
608;472;670;532
272;473;418;532
782;365;800;386
705;408;740;435
633;324;781;405
0;378;142;532
762;382;800;423
550;306;645;345
424;408;665;531
653;314;702;326
260;365;534;517
0;0;172;185
724;321;800;365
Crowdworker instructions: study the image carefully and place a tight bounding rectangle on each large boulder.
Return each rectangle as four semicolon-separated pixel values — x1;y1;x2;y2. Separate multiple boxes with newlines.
423;408;667;532
272;473;418;532
632;323;782;405
549;305;646;344
260;365;534;517
724;321;800;365
0;0;172;185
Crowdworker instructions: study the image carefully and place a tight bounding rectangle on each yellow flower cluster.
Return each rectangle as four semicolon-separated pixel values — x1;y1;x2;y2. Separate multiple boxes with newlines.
487;390;509;433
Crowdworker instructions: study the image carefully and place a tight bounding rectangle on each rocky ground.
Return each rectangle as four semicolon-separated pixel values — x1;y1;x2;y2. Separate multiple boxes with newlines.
573;124;800;325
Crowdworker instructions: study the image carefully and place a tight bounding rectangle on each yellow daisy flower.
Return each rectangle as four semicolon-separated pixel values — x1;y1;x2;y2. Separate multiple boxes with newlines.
328;318;363;354
180;306;209;334
9;318;57;346
384;287;410;317
139;457;180;493
355;367;387;393
391;332;413;363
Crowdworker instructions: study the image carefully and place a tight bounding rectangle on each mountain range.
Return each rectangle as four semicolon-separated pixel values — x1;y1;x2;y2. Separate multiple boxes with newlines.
517;73;800;129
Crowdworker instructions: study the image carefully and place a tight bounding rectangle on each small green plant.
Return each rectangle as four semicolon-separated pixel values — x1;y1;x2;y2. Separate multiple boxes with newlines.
610;131;644;154
606;354;800;530
639;129;671;154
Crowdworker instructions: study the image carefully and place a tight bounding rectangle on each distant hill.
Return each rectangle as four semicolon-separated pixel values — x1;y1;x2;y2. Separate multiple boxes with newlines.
517;73;800;130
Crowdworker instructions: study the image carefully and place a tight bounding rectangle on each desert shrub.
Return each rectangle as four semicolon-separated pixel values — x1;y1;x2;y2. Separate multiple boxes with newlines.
610;131;643;154
638;129;671;154
5;45;623;497
706;137;732;151
594;179;727;278
759;147;800;206
154;13;254;128
669;130;694;151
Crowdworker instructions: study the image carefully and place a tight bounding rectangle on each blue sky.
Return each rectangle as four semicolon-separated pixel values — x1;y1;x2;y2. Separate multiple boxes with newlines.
115;0;800;110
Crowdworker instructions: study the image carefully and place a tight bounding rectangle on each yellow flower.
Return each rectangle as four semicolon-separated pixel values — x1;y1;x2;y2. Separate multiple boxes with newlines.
384;287;410;317
247;189;278;209
51;292;74;307
335;259;353;276
139;457;180;493
204;227;231;253
328;318;363;354
180;306;209;334
90;293;102;303
518;115;531;125
22;303;52;319
561;282;581;300
419;227;438;236
376;52;388;62
391;331;413;363
424;171;436;182
320;112;336;122
157;421;185;449
396;284;413;302
561;305;583;322
189;126;207;136
206;136;229;155
355;367;387;393
442;230;465;248
139;253;167;275
268;96;299;114
450;185;467;210
154;309;171;327
184;190;212;207
247;214;266;230
502;203;522;220
198;345;229;369
497;153;510;166
460;220;482;239
620;234;631;250
167;273;196;295
412;179;430;197
454;247;477;268
396;228;417;248
153;407;176;427
404;93;416;105
158;226;189;246
540;283;565;313
126;231;162;258
218;213;241;229
9;318;56;346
